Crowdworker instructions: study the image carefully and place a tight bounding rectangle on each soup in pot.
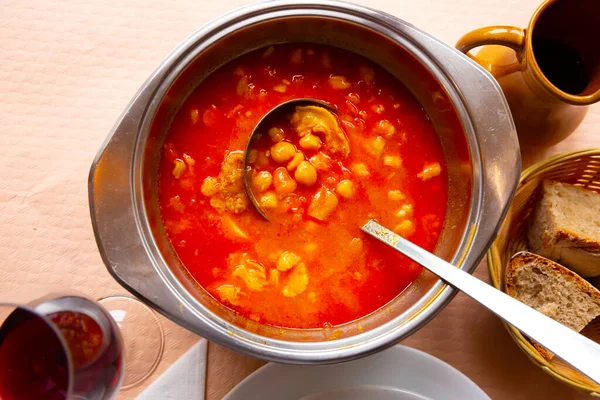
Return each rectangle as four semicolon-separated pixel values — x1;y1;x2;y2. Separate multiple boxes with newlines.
158;44;447;329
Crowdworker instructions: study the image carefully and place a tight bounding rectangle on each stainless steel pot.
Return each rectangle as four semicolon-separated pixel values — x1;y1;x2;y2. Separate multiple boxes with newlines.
89;0;520;364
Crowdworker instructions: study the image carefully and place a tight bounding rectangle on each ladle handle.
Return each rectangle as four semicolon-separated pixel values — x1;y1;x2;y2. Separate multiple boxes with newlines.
362;220;600;385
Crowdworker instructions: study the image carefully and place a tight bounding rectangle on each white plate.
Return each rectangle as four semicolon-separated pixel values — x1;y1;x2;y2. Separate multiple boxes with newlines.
224;345;490;400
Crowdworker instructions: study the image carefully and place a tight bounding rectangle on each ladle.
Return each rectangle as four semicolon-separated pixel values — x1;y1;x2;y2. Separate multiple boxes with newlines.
362;219;600;385
243;98;336;221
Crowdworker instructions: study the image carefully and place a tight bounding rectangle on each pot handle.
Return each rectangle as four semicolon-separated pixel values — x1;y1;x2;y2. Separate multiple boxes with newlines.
88;77;217;341
456;26;525;77
397;19;521;270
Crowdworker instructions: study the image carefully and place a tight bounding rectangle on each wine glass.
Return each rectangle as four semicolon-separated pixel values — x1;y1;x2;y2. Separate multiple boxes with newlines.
0;288;165;399
0;297;122;399
97;295;164;389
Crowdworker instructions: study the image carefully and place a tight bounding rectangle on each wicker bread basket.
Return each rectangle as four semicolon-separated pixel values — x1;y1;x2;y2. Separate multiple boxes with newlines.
487;149;600;395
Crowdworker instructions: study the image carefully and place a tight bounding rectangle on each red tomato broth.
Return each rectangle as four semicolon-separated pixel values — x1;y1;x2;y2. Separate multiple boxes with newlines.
158;44;448;329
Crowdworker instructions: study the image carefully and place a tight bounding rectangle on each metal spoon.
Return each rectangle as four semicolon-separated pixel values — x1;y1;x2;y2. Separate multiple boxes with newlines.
362;219;600;385
243;98;337;221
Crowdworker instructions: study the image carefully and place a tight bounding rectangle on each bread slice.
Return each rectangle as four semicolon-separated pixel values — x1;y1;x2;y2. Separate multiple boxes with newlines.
528;180;600;278
506;251;600;358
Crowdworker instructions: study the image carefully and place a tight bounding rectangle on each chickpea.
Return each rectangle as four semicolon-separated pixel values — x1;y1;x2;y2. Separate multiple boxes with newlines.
394;220;415;237
294;161;318;186
203;108;218;127
260;192;278;209
346;93;360;104
182;154;194;170
396;204;413;219
247;149;258;164
271;142;296;163
374;119;396;137
418;162;442;180
190;108;199;124
345;101;359;116
299;133;322;150
366;136;386;158
351;162;369;178
277;251;302;271
273;167;297;194
371;104;385;114
268;127;285;142
336;179;355;199
388;190;405;201
329;75;351;90
253;171;273;192
383;155;402;169
287;152;304;171
172;159;186;179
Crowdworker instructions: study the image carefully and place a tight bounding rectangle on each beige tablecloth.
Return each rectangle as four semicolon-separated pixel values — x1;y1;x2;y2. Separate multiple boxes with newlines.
1;0;598;399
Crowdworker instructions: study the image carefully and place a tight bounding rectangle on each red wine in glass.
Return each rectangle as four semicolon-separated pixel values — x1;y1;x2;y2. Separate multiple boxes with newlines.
0;295;124;400
0;307;70;400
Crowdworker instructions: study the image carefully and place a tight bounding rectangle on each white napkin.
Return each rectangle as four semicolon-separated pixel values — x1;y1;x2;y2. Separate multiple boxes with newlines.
137;339;207;400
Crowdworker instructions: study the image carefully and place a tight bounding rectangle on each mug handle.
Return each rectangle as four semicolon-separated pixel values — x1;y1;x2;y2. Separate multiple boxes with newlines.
456;26;526;77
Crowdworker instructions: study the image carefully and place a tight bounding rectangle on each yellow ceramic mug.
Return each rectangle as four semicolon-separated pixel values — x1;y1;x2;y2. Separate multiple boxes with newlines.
456;0;599;148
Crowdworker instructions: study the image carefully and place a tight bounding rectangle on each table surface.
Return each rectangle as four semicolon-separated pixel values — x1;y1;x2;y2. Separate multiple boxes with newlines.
1;0;598;399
